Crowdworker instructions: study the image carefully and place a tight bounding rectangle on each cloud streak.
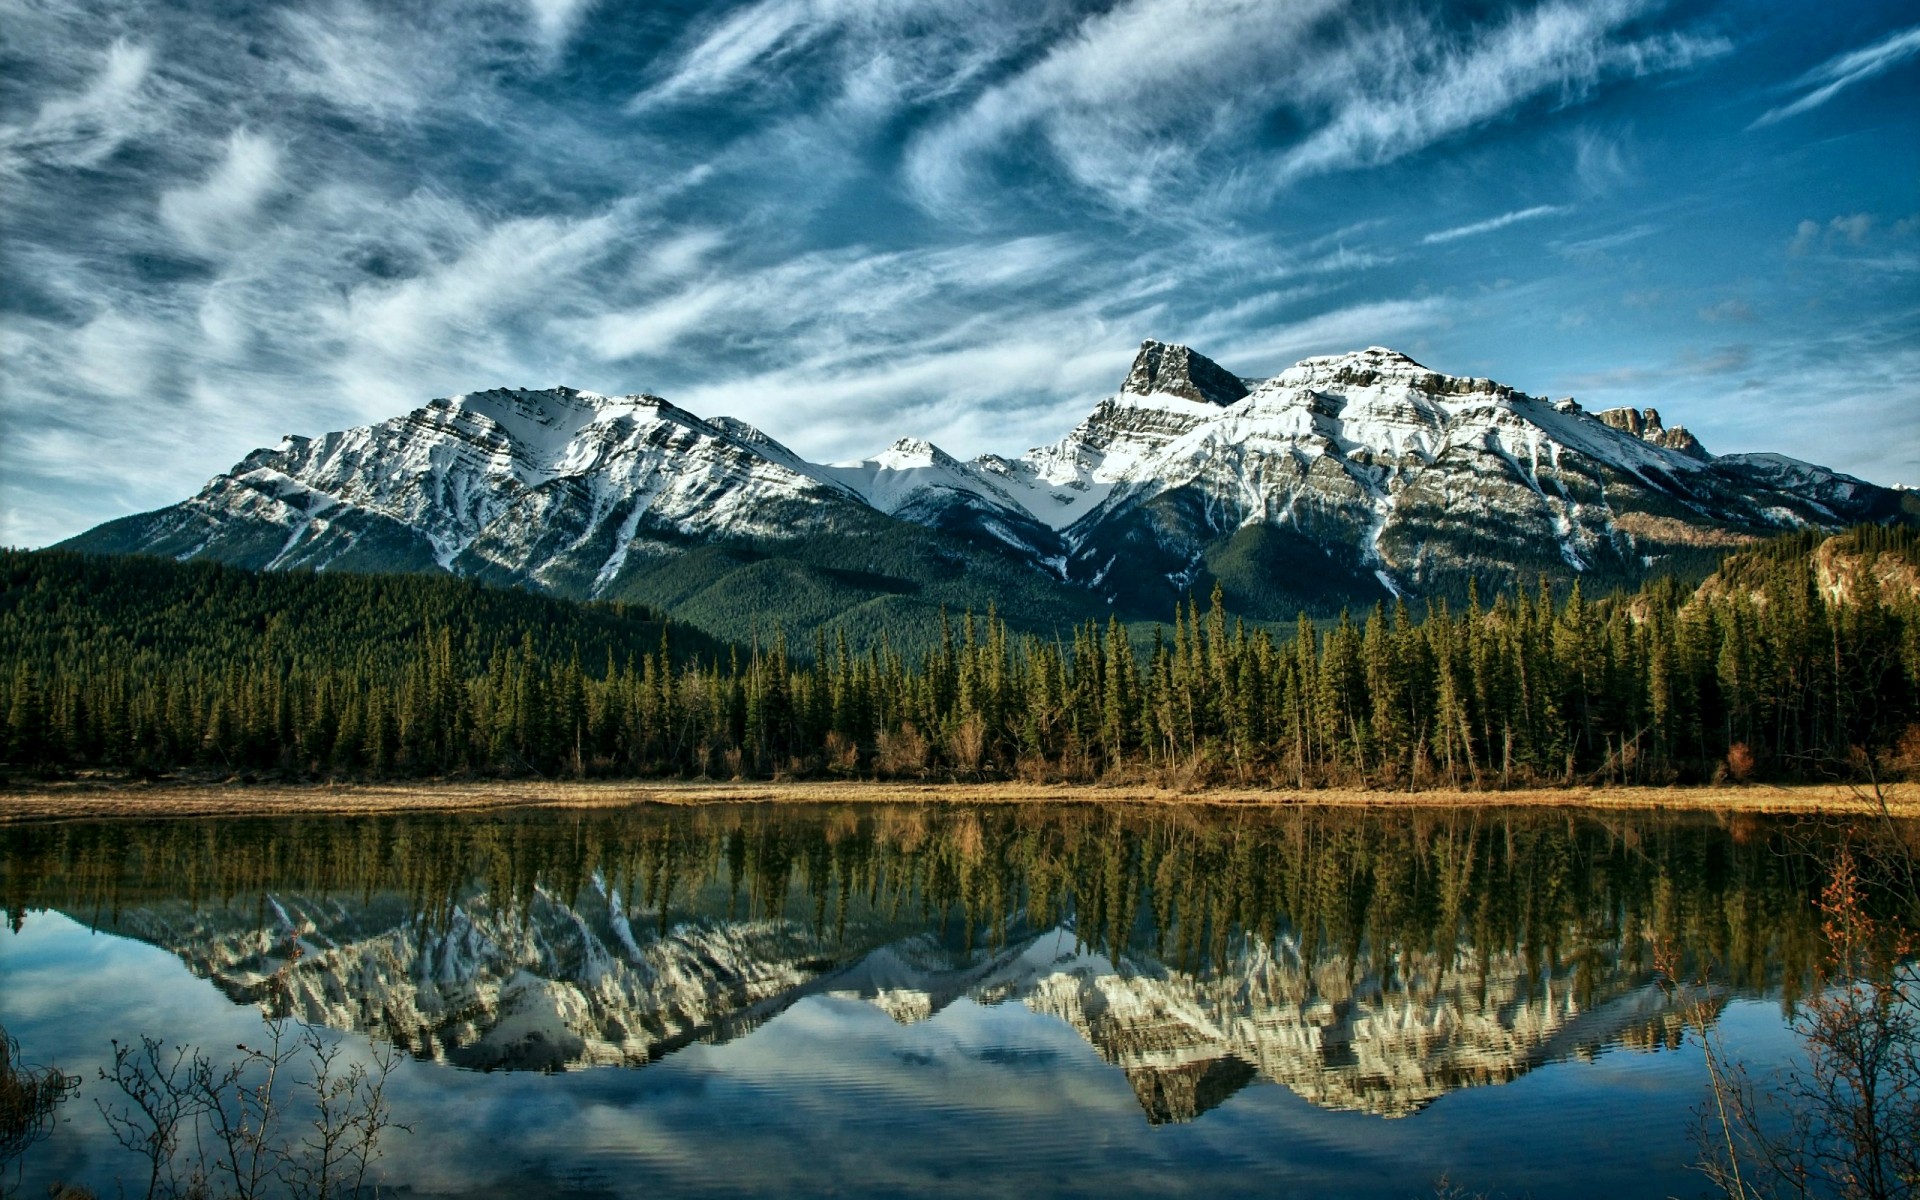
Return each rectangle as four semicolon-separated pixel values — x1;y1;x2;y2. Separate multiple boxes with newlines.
1423;205;1572;244
1751;23;1920;127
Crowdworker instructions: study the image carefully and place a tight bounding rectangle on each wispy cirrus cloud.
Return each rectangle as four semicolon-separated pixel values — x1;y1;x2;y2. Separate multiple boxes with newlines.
903;0;1348;214
0;37;156;174
631;0;1061;115
904;0;1727;216
1751;23;1920;128
1423;205;1572;245
157;129;283;256
1269;0;1726;188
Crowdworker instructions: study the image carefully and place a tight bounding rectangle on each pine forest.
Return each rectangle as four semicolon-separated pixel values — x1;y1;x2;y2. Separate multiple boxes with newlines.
3;526;1918;791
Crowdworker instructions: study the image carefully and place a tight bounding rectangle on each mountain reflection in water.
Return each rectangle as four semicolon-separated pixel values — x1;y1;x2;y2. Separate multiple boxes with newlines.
3;802;1867;1129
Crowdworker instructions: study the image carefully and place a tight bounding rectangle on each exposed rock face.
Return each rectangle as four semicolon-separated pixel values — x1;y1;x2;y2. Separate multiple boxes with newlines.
1122;339;1250;407
1596;406;1708;460
63;341;1909;622
1693;529;1920;608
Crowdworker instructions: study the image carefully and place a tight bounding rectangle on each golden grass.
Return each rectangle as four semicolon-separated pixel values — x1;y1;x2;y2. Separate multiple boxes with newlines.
0;778;1913;823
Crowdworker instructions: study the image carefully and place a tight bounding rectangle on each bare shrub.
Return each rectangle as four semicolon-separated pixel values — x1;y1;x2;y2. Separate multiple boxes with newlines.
874;723;928;778
1893;725;1920;777
1727;742;1757;784
823;731;860;775
946;714;986;777
1013;753;1054;783
1678;845;1920;1200
94;943;409;1200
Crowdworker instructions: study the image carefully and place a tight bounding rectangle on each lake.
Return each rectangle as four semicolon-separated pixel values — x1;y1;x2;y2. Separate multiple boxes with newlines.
1;802;1907;1198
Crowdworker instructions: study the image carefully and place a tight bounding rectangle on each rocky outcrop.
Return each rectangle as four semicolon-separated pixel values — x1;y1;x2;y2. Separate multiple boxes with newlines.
1122;339;1250;406
1596;406;1708;460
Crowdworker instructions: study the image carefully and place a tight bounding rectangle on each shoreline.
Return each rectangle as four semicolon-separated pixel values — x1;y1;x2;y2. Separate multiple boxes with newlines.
1;777;1914;823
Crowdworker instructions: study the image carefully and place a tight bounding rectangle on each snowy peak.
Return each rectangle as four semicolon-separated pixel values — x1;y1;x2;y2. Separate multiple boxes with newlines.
823;436;1034;529
1122;340;1250;406
75;382;865;593
1271;346;1513;400
876;437;960;471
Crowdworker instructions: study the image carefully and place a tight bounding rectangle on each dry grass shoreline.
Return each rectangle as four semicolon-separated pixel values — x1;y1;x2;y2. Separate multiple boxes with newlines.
0;776;1913;823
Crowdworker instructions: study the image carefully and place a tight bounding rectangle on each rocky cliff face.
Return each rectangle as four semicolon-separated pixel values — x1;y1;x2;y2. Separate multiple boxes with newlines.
87;888;1693;1122
63;340;1911;624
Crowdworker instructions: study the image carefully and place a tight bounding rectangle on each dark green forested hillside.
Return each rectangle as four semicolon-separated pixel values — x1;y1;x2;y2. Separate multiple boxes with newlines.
0;551;725;777
3;528;1917;788
595;510;1095;655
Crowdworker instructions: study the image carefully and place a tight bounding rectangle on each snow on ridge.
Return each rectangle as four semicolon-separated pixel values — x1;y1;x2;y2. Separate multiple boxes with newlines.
823;435;1027;517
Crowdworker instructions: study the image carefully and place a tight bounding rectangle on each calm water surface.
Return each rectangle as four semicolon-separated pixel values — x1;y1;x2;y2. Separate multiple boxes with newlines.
0;803;1898;1198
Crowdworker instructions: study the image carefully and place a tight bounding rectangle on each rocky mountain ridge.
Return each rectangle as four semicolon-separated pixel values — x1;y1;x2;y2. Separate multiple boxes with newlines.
64;340;1914;637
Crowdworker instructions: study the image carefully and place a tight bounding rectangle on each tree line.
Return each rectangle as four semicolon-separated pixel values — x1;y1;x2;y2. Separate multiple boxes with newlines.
3;527;1917;788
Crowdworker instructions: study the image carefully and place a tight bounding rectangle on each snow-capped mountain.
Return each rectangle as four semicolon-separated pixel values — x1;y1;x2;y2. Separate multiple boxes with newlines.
64;340;1912;631
943;343;1908;614
69;387;874;597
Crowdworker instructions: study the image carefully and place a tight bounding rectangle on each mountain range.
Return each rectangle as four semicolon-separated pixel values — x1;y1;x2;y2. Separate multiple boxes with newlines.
65;340;1914;645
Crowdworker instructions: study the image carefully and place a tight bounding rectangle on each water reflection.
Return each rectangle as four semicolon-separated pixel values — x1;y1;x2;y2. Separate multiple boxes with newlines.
0;804;1884;1125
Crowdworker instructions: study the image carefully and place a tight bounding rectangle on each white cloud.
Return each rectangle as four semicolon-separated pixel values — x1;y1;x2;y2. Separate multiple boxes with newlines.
69;310;172;399
631;0;1046;115
158;129;282;256
1553;223;1657;258
279;2;439;121
576;288;733;361
1789;212;1880;256
633;0;819;108
1423;205;1571;245
1751;23;1920;128
0;38;154;173
1571;126;1636;193
1272;0;1726;187
904;0;1725;215
327;207;626;396
904;0;1344;214
1830;213;1875;244
526;0;594;52
1697;298;1754;324
562;234;1088;370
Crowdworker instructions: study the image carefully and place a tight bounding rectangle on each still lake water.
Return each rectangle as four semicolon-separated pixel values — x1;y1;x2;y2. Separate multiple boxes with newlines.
0;802;1895;1198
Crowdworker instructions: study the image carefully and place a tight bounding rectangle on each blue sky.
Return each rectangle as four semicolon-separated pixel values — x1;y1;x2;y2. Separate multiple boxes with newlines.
1;0;1915;546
